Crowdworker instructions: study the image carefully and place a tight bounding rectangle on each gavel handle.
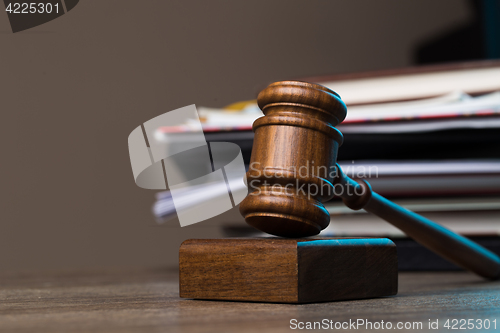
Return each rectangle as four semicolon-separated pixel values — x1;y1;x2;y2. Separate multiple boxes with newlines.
335;164;500;280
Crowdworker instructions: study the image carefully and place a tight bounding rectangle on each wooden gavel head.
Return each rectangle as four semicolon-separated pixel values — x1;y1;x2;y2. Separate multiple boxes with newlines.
239;81;347;237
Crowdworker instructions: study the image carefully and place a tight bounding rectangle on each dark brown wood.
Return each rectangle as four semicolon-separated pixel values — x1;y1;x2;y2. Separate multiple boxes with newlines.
332;164;500;280
239;81;346;237
180;238;298;303
179;238;397;303
240;80;500;280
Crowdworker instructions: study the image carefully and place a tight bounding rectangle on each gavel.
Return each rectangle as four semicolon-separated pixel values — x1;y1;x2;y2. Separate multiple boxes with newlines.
239;80;500;280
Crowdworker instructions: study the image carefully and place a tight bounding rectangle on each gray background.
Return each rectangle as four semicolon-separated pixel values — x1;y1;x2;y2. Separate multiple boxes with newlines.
0;0;470;271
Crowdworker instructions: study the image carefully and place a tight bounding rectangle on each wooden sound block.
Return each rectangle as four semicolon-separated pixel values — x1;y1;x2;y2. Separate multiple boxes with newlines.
179;238;398;304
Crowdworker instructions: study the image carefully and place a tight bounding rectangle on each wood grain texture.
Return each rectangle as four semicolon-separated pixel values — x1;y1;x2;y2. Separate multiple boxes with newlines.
1;268;500;333
179;238;397;303
179;239;298;303
239;81;346;237
333;167;500;280
239;80;500;281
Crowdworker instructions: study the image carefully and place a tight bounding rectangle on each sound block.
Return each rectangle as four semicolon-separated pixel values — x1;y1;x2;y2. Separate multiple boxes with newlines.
179;238;398;303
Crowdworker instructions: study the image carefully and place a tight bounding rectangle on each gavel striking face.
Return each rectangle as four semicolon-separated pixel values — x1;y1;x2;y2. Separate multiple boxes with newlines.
239;81;347;238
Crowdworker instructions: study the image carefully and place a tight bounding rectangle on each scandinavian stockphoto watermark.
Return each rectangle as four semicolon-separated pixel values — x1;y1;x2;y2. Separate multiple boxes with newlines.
246;161;378;199
128;105;381;227
128;105;248;227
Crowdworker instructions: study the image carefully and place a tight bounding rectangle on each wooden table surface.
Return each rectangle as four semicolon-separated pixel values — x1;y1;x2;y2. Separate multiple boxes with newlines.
1;268;500;332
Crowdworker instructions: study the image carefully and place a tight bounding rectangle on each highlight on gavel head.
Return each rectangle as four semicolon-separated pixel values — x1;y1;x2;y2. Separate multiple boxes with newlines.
239;81;347;237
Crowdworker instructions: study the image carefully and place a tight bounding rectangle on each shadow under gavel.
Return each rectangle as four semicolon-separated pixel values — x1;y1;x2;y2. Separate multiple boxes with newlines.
239;80;500;280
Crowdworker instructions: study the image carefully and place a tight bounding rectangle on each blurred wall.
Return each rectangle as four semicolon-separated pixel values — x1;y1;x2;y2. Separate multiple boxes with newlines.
0;0;470;271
